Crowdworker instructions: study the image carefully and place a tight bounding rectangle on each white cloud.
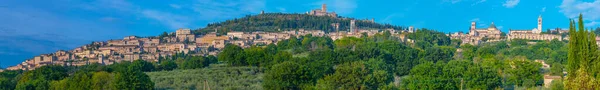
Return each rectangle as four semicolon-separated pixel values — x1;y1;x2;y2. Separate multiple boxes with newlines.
382;13;405;23
470;18;490;27
470;18;480;22
472;0;487;5
541;7;546;12
586;21;599;26
502;0;520;8
560;0;600;27
444;0;463;4
313;0;357;14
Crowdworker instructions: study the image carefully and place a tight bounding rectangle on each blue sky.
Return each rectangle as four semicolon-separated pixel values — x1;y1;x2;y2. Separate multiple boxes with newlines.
0;0;598;67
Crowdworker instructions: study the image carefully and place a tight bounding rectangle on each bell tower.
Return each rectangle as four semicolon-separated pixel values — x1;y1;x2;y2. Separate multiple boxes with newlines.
322;4;327;12
470;21;476;35
537;15;542;33
470;21;476;31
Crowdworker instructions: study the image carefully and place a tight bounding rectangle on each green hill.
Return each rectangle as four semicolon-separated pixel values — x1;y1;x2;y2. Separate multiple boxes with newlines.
195;13;405;34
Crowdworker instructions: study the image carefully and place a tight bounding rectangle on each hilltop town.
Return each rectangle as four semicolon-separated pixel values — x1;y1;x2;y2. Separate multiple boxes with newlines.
5;4;414;70
6;4;600;71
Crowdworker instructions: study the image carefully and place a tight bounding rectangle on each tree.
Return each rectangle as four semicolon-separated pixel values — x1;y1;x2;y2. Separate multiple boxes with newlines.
550;63;564;76
404;60;502;90
16;65;67;90
159;60;178;71
464;63;502;89
421;46;455;63
112;65;154;90
407;29;451;47
403;62;443;89
180;56;208;69
460;44;477;60
0;77;15;90
91;71;113;90
550;79;565;90
566;14;600;89
132;60;155;72
451;39;462;48
510;39;528;47
316;61;392;90
271;51;292;66
263;61;313;89
0;70;21;90
505;58;542;88
218;44;247;66
49;72;93;90
244;46;270;67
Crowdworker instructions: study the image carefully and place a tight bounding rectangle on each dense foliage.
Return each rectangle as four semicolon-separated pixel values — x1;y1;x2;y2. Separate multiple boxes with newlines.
147;65;263;90
0;52;219;90
0;27;571;89
0;62;155;90
0;14;587;90
565;14;600;89
196;13;404;34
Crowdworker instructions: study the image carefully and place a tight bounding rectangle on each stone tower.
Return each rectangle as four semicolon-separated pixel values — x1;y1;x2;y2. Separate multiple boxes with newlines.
350;20;356;34
471;22;476;30
537;15;542;33
470;21;476;35
98;54;104;65
322;4;327;12
409;26;414;33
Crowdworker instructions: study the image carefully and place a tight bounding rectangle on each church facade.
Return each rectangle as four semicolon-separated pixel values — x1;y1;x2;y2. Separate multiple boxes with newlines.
508;15;563;41
449;21;502;45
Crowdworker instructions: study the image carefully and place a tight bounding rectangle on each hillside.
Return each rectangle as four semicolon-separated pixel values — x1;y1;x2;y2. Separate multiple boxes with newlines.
147;64;262;90
195;13;405;34
2;11;594;90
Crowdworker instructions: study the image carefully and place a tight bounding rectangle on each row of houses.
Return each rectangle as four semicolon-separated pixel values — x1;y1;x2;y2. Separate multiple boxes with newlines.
7;27;413;70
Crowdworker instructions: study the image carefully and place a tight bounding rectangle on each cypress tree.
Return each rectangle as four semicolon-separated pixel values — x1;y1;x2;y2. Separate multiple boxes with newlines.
589;31;599;78
579;15;589;68
567;19;578;78
567;14;600;89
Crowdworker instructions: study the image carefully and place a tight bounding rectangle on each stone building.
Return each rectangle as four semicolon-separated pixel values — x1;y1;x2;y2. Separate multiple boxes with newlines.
469;22;502;39
176;28;196;42
196;33;230;49
547;28;569;34
307;4;337;17
508;15;562;41
449;21;502;45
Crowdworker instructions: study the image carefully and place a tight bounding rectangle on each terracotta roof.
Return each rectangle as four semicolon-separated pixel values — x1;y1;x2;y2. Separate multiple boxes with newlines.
544;75;562;79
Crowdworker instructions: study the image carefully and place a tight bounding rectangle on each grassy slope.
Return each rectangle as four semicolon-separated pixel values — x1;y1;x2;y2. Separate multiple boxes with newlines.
146;64;263;90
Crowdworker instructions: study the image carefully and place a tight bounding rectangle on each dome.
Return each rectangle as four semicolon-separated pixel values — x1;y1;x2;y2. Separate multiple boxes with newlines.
488;22;497;29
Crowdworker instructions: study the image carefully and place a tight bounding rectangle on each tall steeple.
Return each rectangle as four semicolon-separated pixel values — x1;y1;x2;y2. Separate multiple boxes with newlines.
537;15;543;33
470;21;476;36
322;4;327;12
470;21;476;30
